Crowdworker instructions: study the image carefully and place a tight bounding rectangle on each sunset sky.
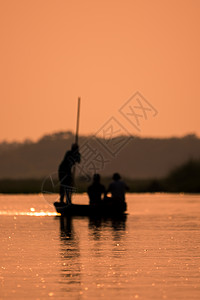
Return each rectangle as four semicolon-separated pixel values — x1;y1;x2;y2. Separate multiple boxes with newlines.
0;0;200;142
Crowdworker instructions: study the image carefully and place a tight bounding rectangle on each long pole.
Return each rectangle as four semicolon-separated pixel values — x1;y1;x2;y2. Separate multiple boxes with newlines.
71;97;81;201
75;97;81;144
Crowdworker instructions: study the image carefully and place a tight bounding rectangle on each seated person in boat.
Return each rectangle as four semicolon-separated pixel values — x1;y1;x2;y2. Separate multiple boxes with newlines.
87;174;106;205
58;143;81;203
106;173;129;202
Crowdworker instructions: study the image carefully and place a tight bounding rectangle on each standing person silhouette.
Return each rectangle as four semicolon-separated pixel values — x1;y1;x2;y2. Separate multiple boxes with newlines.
58;143;81;204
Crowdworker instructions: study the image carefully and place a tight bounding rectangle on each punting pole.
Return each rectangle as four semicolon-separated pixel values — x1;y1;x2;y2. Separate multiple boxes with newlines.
71;97;81;202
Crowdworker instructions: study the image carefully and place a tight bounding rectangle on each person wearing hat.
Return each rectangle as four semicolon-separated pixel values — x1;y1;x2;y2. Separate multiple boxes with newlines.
107;173;129;202
87;173;106;205
58;143;81;203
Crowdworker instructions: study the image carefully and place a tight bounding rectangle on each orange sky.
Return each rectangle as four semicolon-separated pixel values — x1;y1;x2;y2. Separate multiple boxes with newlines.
0;0;200;142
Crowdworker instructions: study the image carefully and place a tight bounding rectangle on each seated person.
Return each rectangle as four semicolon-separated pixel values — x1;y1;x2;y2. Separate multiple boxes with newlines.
106;173;129;202
87;174;106;205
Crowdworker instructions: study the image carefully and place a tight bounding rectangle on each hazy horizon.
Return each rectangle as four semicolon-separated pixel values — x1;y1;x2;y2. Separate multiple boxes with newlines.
0;130;199;144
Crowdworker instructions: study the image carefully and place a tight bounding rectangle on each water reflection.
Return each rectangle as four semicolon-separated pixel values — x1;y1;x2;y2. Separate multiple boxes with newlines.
88;215;127;241
56;215;127;294
58;216;81;293
59;216;74;241
1;194;200;299
0;210;58;216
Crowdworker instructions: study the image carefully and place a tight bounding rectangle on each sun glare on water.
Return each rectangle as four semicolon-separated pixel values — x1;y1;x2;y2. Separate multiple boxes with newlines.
0;210;59;217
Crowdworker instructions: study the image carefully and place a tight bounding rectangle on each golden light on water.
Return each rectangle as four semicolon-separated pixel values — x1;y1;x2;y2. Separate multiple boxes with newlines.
1;194;200;299
0;211;59;217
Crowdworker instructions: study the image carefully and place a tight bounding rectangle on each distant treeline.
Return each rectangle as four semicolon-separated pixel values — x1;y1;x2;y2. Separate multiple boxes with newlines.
1;131;200;180
0;159;200;194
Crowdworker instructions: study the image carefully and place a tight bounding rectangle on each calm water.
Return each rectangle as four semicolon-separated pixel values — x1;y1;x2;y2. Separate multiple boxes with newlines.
0;193;200;300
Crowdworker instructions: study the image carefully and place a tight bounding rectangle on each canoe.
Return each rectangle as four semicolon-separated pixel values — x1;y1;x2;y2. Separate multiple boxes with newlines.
54;200;127;216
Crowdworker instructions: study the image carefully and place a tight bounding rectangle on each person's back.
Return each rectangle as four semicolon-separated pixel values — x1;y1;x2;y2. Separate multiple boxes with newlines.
107;173;129;202
88;174;105;205
58;146;81;179
58;150;72;179
58;143;81;203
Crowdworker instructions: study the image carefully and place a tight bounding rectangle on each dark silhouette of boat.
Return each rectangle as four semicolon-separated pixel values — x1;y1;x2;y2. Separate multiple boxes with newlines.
54;99;128;217
54;200;127;216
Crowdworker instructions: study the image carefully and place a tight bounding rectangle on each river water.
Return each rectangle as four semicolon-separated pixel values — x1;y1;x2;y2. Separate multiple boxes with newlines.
0;193;200;299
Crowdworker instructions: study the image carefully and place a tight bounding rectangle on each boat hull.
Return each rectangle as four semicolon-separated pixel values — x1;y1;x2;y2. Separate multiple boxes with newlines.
54;201;127;216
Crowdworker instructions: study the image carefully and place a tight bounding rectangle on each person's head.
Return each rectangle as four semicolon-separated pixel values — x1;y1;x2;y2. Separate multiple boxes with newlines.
112;173;121;181
93;173;100;183
71;143;79;152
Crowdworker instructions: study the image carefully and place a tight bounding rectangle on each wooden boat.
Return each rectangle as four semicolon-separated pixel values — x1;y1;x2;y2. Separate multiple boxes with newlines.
54;100;127;217
54;200;127;216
